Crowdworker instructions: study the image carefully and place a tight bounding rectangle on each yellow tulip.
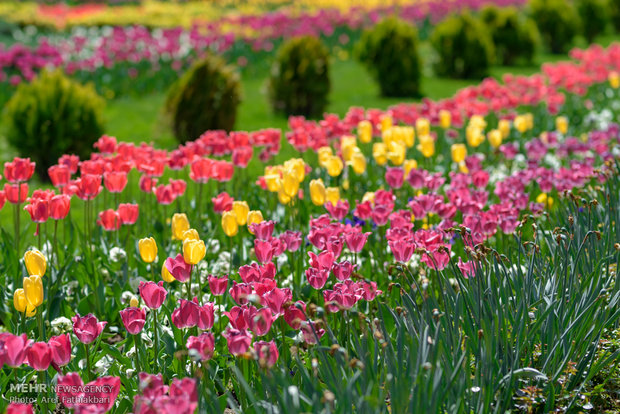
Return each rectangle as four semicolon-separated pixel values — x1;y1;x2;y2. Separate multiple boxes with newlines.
358;120;373;143
247;210;264;233
183;239;206;265
309;179;326;206
498;119;511;138
162;264;175;283
536;193;554;209
381;127;394;146
138;237;158;263
288;158;306;182
282;169;300;198
24;249;46;276
13;289;36;317
325;156;344;177
380;115;392;132
439;110;451;129
130;296;139;308
317;146;333;167
340;136;357;162
23;275;43;308
488;129;503;149
514;115;528;133
418;135;435;158
555;116;568;135
469;115;487;130
222;211;239;237
350;150;367;175
387;141;406;165
232;201;249;225
466;126;485;148
171;213;190;240
278;188;291;205
362;192;375;204
182;228;200;242
458;162;469;173
451;144;467;164
403;159;418;177
401;126;415;148
161;264;176;283
325;187;340;206
415;118;430;137
524;113;534;130
609;71;620;89
264;174;282;192
372;143;387;165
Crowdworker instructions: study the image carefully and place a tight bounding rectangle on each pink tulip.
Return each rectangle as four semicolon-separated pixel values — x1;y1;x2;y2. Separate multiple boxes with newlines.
139;281;167;309
72;314;106;344
119;307;147;335
48;334;72;367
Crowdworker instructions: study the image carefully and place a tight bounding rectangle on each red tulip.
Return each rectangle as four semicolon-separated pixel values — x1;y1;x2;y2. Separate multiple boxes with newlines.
98;209;121;231
164;254;192;283
170;179;187;197
103;171;128;193
118;203;139;225
171;298;201;329
212;160;234;182
2;333;32;367
0;191;5;211
26;342;52;371
24;198;49;223
7;403;34;414
80;160;105;176
5;183;28;204
249;308;274;336
280;230;302;252
58;154;79;174
48;333;72;367
189;158;213;183
57;373;120;412
119;307;147;335
154;184;175;205
222;328;252;356
249;220;275;241
74;174;102;201
72;314;106;344
187;332;215;361
48;165;71;187
139;175;158;193
263;287;292;315
197;302;215;330
4;157;35;183
301;321;325;344
139;281;167;309
306;267;329;289
332;261;355;281
344;230;370;253
254;340;278;367
211;192;233;213
207;275;228;296
284;302;307;329
229;282;253;305
94;135;118;154
169;377;198;403
49;194;71;220
325;200;349;221
254;239;274;264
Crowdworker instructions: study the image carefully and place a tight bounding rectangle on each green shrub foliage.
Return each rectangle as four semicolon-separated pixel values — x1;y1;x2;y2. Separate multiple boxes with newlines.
529;0;580;54
267;36;330;118
610;0;620;31
356;17;422;97
480;6;540;65
430;12;495;79
3;70;105;179
166;54;241;143
576;0;609;43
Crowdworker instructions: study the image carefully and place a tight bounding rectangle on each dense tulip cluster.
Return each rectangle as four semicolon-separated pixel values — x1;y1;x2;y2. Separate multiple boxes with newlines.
0;41;619;413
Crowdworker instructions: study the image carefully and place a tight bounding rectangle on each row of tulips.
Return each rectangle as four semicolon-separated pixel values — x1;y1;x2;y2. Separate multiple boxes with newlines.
0;49;619;413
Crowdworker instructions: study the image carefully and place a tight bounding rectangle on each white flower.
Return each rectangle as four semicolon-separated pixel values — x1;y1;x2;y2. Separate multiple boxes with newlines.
110;247;127;263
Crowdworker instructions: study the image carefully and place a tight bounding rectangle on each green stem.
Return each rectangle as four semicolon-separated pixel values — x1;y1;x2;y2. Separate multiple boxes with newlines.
153;309;159;373
85;343;92;382
134;334;142;374
36;309;44;341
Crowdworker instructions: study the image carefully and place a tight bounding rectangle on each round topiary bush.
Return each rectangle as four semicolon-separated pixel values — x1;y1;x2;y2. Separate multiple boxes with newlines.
267;36;330;118
576;0;609;43
529;0;580;54
480;6;540;66
166;54;241;143
3;70;105;179
355;17;422;97
430;12;495;79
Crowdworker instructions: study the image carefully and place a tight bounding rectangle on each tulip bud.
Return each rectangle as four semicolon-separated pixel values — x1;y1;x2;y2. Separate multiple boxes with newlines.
24;249;46;276
130;296;139;308
232;201;249;226
23;275;44;308
161;264;176;283
415;118;430;137
451;144;467;164
247;210;264;233
14;289;36;316
182;228;200;242
439;110;451;129
138;237;157;263
171;213;190;240
222;211;239;237
609;71;620;89
555;116;568;135
498;119;511;138
183;239;206;265
309;179;326;206
358;120;372;144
